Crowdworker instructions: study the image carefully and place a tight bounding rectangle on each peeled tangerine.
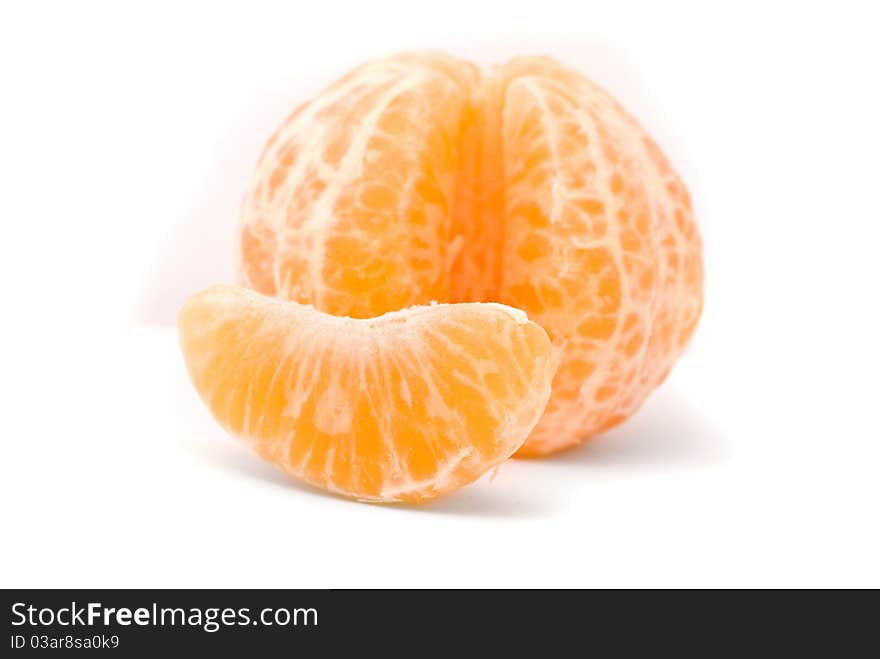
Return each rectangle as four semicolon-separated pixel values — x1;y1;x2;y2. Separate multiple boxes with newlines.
237;52;704;458
179;286;555;502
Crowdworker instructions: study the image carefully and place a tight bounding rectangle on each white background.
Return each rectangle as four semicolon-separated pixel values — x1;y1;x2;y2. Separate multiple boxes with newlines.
2;1;878;587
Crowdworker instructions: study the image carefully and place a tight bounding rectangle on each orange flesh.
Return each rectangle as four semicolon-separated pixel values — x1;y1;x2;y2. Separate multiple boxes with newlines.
179;286;555;502
239;52;703;456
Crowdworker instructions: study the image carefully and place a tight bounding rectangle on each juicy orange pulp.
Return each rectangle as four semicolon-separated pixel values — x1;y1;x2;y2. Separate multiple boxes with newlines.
239;52;704;456
179;285;555;502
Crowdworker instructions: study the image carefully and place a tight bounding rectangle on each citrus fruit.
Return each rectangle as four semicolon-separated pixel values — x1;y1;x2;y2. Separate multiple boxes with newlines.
178;285;555;502
239;52;703;456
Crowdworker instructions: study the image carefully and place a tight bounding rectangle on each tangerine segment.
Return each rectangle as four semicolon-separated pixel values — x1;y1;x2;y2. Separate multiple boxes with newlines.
239;52;703;457
240;53;481;317
496;56;703;455
178;285;555;502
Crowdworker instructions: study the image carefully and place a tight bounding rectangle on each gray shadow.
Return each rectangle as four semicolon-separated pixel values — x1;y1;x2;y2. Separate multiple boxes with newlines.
180;432;557;518
537;385;728;470
404;480;560;519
